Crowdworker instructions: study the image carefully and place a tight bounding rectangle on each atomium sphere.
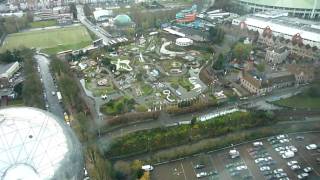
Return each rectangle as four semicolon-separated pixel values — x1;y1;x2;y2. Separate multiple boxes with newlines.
0;107;83;180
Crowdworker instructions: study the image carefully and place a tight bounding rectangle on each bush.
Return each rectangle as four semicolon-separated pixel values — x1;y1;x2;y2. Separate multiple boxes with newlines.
104;111;275;158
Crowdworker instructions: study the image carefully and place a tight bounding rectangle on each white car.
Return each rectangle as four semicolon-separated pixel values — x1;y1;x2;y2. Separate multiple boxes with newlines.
275;147;285;152
280;139;290;143
288;146;298;152
303;167;313;173
236;165;247;170
264;156;273;161
297;173;309;179
255;158;265;163
253;142;263;146
141;165;154;171
291;165;301;170
196;172;208;178
260;166;270;171
51;91;56;96
273;168;284;174
276;134;288;140
306;144;317;150
287;160;298;166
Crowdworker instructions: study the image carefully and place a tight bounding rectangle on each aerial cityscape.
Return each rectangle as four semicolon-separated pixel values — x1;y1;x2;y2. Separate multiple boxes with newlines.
0;0;320;180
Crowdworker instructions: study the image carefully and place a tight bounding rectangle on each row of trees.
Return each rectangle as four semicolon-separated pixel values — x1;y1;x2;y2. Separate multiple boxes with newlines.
50;57;114;179
0;50;24;63
208;26;225;44
105;110;276;158
0;13;33;34
19;49;44;108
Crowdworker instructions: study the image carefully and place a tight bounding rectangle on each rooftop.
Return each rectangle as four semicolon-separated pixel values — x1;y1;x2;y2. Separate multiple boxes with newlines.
0;62;18;75
238;0;320;9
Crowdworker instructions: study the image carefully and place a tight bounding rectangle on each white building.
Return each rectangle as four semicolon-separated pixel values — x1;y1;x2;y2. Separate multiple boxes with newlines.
236;0;320;19
0;62;20;79
93;9;113;22
232;12;320;48
175;38;193;47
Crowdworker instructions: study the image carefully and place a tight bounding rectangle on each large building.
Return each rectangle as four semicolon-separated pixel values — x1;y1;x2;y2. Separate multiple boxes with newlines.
240;70;296;95
236;0;320;19
232;12;320;48
0;107;84;179
265;46;289;64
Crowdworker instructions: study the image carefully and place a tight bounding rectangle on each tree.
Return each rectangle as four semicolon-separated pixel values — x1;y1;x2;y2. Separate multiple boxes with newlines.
209;27;225;44
87;145;113;180
191;116;197;125
232;42;252;61
256;63;265;72
69;3;77;19
114;160;131;179
212;53;224;70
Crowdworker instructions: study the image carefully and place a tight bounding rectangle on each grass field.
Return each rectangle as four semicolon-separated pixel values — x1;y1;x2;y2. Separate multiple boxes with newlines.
29;20;57;28
1;25;92;54
273;95;320;109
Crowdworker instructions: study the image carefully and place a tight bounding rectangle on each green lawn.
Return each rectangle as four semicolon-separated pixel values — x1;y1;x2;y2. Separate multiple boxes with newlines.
274;95;320;109
29;20;57;28
1;25;92;54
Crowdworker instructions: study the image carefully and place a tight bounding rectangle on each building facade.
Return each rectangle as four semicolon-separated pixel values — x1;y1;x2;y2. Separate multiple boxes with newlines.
265;46;289;64
240;70;296;95
232;12;320;49
236;0;320;19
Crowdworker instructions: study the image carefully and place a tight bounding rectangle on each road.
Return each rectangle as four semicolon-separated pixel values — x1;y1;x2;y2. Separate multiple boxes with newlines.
76;5;112;45
35;54;64;119
101;85;307;140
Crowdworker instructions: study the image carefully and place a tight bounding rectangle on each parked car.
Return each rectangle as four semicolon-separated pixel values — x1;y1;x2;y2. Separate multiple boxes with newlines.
303;167;313;173
196;172;208;178
273;169;284;174
290;164;301;170
194;164;205;169
297;173;308;179
275;172;287;178
295;136;304;140
279;139;290;143
275;147;285;152
253;142;263;146
306;144;317;150
276;134;288;140
260;166;270;171
287;160;298;166
141;165;154;171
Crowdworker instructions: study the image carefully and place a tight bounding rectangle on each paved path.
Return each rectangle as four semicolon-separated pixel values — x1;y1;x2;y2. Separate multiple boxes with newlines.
35;54;64;119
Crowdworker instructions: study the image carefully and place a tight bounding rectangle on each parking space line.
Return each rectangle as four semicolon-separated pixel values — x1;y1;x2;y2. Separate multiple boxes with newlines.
190;161;197;178
180;162;187;180
298;152;320;176
240;157;254;178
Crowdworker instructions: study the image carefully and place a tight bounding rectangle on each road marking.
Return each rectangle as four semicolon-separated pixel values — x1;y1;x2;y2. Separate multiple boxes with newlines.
298;151;320;176
190;161;197;178
180;162;187;180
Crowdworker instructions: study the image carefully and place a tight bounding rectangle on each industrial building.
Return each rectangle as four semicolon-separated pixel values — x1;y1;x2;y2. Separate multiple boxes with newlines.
93;9;113;22
232;11;320;48
236;0;320;19
0;62;20;80
0;107;84;179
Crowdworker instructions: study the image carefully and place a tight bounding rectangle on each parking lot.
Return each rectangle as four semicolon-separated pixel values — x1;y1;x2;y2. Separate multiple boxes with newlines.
151;132;320;180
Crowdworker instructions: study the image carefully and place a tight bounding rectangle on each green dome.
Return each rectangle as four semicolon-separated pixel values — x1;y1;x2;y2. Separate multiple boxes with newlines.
114;14;132;25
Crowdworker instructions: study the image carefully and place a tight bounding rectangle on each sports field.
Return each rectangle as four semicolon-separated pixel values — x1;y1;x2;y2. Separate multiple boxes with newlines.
1;25;92;54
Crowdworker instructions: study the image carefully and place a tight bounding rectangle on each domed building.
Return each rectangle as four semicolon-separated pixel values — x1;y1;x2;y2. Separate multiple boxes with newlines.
0;107;84;180
114;14;133;26
236;0;320;19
